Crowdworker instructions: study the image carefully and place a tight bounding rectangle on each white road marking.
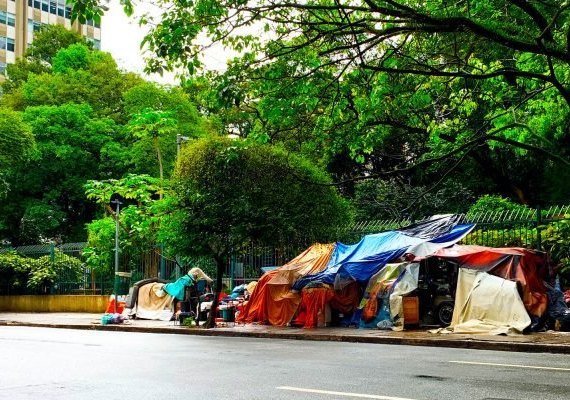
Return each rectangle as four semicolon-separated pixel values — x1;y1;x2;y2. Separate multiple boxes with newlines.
276;386;418;400
449;360;570;372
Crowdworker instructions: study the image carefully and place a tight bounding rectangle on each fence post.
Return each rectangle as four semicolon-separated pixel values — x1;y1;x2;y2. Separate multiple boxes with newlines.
49;243;56;294
536;205;542;251
159;243;166;279
229;251;235;289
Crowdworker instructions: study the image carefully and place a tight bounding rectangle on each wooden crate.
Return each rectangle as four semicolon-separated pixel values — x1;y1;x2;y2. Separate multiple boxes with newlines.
402;296;419;325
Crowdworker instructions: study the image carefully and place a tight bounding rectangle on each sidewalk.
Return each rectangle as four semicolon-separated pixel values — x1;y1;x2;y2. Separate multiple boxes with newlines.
2;312;570;354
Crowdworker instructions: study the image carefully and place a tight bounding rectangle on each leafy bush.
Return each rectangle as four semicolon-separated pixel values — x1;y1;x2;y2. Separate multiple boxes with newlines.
467;195;529;216
542;219;570;279
0;250;84;293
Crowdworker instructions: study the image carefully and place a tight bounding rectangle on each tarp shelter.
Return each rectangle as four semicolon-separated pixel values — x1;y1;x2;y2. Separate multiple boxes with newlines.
237;243;334;325
431;246;549;317
240;216;474;328
293;216;474;291
439;268;531;335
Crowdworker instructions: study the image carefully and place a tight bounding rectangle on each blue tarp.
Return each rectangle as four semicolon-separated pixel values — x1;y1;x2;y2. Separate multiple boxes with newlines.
292;219;474;290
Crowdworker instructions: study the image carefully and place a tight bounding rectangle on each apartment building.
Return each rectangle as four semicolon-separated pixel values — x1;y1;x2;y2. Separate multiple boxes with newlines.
0;0;102;74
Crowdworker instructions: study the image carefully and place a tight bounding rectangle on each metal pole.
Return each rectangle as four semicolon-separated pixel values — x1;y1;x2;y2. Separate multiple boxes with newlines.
112;199;122;313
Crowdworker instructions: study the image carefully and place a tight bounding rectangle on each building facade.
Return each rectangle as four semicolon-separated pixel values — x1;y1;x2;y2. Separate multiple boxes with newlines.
0;0;102;74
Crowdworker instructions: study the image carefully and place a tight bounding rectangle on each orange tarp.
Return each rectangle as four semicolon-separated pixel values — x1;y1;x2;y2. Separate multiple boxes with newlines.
237;243;334;325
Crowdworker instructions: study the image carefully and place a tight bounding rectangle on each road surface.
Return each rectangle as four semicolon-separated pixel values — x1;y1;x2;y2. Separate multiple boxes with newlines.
0;326;568;400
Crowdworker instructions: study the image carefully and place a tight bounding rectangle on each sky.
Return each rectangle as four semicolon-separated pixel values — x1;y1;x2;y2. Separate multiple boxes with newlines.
100;0;230;84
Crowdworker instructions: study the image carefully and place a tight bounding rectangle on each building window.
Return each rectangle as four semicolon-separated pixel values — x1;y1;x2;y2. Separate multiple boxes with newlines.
0;62;6;76
57;0;65;17
0;37;15;52
0;12;16;27
41;0;49;12
88;38;101;50
65;7;71;19
85;19;101;29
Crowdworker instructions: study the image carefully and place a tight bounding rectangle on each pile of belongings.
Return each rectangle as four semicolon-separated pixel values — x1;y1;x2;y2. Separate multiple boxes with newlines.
125;267;212;321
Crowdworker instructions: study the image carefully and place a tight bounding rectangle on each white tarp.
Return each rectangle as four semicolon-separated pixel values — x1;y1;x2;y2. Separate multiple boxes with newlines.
389;263;420;331
440;269;530;335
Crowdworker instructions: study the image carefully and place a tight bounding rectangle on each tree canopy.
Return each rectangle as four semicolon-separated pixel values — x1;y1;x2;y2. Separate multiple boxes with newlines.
168;135;351;325
0;34;209;245
69;0;570;206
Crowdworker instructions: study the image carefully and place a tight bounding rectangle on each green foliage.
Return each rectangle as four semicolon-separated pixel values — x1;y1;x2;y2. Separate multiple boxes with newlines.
2;25;89;94
83;217;115;272
181;316;196;327
467;195;530;216
26;24;91;64
0;108;35;197
52;43;92;73
354;179;474;220
171;136;352;259
542;220;570;276
0;250;84;292
83;174;165;272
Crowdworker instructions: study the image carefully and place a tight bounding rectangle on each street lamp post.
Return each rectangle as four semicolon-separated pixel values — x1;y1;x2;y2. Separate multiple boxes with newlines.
111;196;122;313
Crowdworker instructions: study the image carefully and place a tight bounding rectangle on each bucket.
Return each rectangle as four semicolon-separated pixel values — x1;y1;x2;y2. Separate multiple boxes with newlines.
221;307;235;322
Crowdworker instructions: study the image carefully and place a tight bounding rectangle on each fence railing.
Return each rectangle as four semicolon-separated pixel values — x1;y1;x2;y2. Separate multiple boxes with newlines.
2;205;569;295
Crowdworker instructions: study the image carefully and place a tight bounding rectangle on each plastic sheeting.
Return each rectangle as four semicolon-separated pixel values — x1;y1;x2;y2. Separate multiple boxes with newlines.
293;222;474;291
237;244;334;325
292;286;335;329
163;275;194;301
131;282;173;321
390;263;420;331
359;263;406;328
433;246;549;317
438;269;530;335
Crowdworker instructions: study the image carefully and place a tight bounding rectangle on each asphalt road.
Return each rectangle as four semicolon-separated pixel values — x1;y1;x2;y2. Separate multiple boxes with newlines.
0;327;569;400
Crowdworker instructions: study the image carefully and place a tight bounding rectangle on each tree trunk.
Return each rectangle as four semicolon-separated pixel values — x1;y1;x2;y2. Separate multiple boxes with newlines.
205;254;226;328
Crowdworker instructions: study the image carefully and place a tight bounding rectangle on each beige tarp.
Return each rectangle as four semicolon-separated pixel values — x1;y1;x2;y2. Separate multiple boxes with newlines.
440;269;530;335
132;282;173;321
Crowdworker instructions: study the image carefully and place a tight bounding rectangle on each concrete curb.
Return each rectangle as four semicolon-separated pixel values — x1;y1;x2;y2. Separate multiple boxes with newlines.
2;320;570;354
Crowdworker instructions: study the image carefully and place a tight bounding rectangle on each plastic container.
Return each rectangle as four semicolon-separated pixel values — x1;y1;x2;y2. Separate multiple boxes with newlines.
221;307;235;322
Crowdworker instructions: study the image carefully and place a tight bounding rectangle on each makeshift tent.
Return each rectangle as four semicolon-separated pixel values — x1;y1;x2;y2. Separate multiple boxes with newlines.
431;246;549;317
437;268;531;335
129;268;212;320
237;243;334;325
293;216;474;291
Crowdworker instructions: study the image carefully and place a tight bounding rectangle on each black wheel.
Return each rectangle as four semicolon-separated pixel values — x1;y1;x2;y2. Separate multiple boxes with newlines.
435;301;454;327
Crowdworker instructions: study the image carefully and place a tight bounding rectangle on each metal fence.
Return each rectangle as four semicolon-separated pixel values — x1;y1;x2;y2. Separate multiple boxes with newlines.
2;205;569;295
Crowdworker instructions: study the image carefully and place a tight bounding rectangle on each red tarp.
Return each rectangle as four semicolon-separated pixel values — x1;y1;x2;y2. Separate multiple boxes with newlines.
433;245;550;317
292;286;335;329
237;244;334;325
